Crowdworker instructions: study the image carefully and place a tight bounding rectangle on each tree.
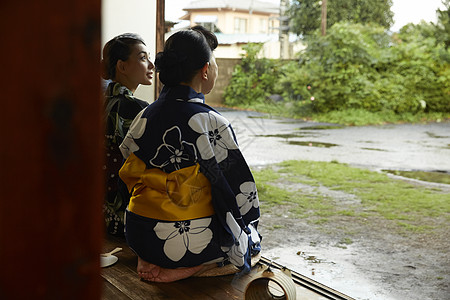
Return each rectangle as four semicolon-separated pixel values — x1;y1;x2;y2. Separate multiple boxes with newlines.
278;22;449;114
398;0;449;48
435;0;450;49
288;0;394;37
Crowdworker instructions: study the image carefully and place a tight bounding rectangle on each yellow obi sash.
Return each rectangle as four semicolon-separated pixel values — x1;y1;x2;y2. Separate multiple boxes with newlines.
119;153;214;221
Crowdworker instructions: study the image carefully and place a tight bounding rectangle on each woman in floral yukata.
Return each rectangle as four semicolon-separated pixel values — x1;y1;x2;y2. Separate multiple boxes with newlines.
102;33;154;236
119;26;262;282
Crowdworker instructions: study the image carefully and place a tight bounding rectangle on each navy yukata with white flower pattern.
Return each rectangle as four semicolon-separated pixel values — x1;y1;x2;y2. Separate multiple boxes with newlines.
120;85;261;272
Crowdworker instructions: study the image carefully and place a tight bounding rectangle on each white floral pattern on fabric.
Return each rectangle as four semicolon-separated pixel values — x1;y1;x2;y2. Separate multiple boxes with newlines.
188;111;238;164
154;218;213;262
248;222;260;245
236;181;259;215
120;109;147;158
150;126;197;170
221;212;248;267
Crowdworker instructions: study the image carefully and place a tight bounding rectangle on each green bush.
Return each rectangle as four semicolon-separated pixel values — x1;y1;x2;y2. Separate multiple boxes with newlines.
282;22;450;114
393;22;450;112
223;43;285;107
224;22;449;117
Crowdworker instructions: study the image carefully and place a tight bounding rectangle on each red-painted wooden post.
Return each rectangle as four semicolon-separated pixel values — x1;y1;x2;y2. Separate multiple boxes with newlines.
0;0;103;299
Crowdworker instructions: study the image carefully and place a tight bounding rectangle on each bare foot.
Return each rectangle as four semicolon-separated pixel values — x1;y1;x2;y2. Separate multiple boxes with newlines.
137;257;215;283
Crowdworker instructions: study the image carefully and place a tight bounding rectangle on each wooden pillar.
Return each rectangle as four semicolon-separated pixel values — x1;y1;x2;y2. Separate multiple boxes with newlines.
0;0;103;299
155;0;166;98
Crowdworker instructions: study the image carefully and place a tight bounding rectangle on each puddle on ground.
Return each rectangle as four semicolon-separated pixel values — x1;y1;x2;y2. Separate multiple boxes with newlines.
425;131;449;139
256;133;310;139
255;133;337;148
383;169;450;185
299;125;345;130
263;246;390;300
361;147;388;152
247;115;285;120
297;251;324;263
286;141;338;148
277;120;309;124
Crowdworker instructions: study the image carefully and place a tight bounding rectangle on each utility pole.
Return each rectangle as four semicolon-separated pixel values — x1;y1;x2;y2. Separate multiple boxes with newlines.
279;0;289;58
321;0;327;36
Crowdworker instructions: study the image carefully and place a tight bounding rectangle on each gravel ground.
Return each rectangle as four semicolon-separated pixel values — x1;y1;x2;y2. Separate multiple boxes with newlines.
258;178;449;300
216;108;450;300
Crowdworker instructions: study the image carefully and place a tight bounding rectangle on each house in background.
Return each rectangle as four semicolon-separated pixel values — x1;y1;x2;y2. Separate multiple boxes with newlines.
171;0;303;59
165;0;303;104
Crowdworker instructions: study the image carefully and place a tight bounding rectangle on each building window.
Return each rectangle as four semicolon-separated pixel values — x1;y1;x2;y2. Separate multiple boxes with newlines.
259;18;267;33
194;15;222;33
234;18;247;33
270;19;275;33
197;22;222;33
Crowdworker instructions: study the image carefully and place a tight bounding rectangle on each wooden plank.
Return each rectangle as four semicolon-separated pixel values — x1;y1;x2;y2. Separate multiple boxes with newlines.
102;235;184;299
103;265;171;299
148;281;205;300
102;241;169;300
102;235;241;299
178;277;241;300
102;278;132;300
155;276;241;300
101;234;352;300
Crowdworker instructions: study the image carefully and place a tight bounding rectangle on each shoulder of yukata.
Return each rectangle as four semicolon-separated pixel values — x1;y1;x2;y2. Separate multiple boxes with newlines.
184;100;219;114
175;100;211;117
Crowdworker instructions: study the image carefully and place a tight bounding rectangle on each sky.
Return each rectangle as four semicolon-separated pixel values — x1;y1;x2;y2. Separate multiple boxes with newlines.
165;0;446;32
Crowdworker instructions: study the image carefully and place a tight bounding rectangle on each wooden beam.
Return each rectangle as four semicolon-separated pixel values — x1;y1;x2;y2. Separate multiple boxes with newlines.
155;0;166;98
0;0;103;298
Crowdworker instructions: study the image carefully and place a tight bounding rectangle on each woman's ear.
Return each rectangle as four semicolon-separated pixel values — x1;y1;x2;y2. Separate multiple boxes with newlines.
116;59;126;75
201;62;209;80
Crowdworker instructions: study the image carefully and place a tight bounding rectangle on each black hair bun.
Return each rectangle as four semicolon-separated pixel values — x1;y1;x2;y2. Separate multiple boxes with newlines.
155;50;188;71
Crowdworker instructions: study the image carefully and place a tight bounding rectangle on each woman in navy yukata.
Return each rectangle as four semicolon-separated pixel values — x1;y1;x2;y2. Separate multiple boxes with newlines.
119;26;262;282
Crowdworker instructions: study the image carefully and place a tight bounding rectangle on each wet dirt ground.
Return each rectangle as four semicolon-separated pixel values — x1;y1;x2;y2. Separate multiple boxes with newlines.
216;107;450;300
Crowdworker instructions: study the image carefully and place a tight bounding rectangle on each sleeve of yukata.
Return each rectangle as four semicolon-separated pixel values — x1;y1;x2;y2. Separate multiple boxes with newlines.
187;109;261;272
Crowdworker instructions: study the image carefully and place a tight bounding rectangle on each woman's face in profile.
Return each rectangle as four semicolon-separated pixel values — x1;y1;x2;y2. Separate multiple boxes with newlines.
121;43;154;86
202;54;218;95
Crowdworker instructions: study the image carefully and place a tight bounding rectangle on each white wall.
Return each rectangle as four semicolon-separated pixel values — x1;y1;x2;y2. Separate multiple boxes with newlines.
102;0;157;103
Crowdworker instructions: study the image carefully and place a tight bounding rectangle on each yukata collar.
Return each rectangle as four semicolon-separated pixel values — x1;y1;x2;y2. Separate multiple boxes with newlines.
108;82;134;97
160;85;205;104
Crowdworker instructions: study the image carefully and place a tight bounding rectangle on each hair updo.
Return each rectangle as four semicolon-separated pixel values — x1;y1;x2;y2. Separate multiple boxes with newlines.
101;33;146;80
155;26;218;87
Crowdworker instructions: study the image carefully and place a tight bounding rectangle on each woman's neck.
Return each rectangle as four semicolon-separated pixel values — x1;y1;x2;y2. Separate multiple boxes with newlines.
114;74;138;93
182;75;202;94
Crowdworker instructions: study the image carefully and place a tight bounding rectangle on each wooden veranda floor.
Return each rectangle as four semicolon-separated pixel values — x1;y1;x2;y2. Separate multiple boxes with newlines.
101;235;354;299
